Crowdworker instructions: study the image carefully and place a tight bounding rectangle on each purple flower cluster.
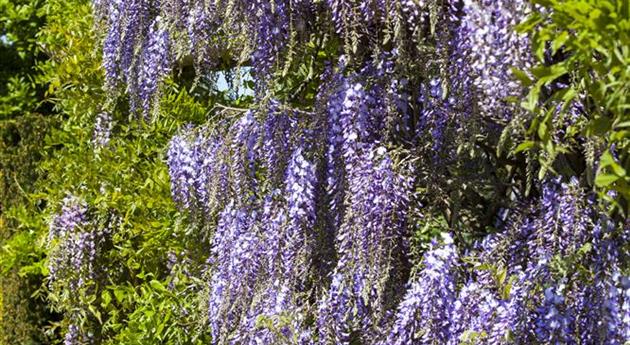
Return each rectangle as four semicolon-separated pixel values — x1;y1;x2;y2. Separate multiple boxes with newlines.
229;111;262;203
282;148;317;283
99;0;169;116
236;171;316;343
48;195;112;344
416;78;451;152
373;178;628;345
92;111;113;147
249;0;290;78
535;286;573;343
184;0;223;72
167;108;322;343
138;16;171;117
262;100;292;184
48;197;99;291
63;324;94;345
442;179;628;344
166;129;196;210
446;0;532;123
48;195;88;241
166;125;229;218
207;204;261;342
318;145;413;344
386;233;458;345
101;0;123;89
322;68;393;236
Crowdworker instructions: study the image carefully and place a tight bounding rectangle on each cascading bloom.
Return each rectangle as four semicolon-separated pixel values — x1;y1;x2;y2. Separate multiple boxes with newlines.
229;111;261;203
80;0;630;343
282;148;317;284
48;195;111;291
323;72;389;239
208;204;261;343
48;195;88;241
262;100;292;185
186;0;215;70
447;0;532;123
138;16;171;116
319;145;412;344
416;78;451;152
101;0;123;89
48;195;113;345
237;147;319;344
535;286;573;343
167;125;231;219
249;0;289;78
166;128;196;211
387;233;458;345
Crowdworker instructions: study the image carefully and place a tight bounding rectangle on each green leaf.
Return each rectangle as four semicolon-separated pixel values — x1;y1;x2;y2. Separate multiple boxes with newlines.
595;172;620;187
114;288;125;303
552;31;570;54
511;68;533;87
514;141;535;153
101;290;112;308
149;279;167;293
587;117;612;136
537;120;549;141
88;305;102;324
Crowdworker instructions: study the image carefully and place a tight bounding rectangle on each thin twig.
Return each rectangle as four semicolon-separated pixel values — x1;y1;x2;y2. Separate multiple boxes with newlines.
213;103;250;112
211;102;316;116
13;173;32;202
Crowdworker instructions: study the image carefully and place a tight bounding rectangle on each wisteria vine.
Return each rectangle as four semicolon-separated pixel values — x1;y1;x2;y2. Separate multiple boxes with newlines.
63;0;630;343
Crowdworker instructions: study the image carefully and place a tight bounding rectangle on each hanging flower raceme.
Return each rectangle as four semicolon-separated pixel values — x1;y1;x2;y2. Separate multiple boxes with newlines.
282;147;318;284
234;147;319;344
167;124;230;220
262;100;293;185
318;146;413;344
48;195;94;293
416;78;451;152
446;0;532;123
137;16;171;116
322;69;391;238
101;0;123;89
249;0;290;78
166;127;197;211
48;195;113;345
229;111;262;203
208;203;263;343
534;286;573;343
386;233;458;345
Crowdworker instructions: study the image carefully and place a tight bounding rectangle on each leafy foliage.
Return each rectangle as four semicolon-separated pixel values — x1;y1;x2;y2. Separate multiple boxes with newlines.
513;0;630;213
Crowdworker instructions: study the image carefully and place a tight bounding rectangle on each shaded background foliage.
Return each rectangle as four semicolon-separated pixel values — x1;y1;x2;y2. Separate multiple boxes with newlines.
0;0;57;343
0;0;628;344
